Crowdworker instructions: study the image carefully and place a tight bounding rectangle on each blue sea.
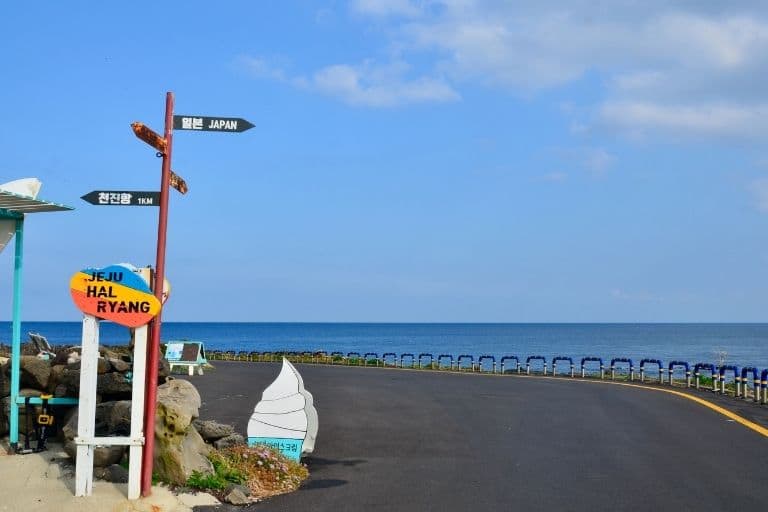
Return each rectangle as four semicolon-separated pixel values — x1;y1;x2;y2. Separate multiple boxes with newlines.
2;322;767;370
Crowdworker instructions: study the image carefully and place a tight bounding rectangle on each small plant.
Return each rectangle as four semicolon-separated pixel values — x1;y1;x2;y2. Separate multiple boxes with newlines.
187;444;309;500
187;470;230;491
187;450;246;491
222;444;308;498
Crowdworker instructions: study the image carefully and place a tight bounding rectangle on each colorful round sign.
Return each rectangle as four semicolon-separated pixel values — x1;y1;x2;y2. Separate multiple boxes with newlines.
70;264;162;327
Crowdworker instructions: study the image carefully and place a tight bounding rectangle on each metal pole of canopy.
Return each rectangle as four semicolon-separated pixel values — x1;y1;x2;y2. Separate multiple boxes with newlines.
9;217;24;450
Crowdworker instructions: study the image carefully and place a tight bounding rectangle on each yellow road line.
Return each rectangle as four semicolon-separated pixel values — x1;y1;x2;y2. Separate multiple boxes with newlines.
529;374;768;439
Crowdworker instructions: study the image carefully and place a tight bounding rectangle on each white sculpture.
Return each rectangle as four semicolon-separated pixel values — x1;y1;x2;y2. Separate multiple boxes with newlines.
247;358;318;460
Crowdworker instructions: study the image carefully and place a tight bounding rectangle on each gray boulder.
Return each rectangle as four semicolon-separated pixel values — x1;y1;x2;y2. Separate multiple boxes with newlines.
20;356;51;389
97;357;110;374
96;372;132;397
214;434;245;450
62;402;118;441
58;367;80;394
108;358;130;373
94;445;126;467
157;379;201;423
153;379;212;485
95;464;129;483
223;486;251;505
193;419;235;442
226;483;251;497
48;364;66;394
64;441;125;467
0;362;9;397
106;400;132;435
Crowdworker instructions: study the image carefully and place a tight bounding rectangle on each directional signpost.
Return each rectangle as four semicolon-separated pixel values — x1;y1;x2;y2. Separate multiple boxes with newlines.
81;191;160;206
130;95;253;497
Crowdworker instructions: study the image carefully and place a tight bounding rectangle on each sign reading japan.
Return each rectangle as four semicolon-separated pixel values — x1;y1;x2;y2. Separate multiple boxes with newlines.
173;115;254;133
70;264;162;327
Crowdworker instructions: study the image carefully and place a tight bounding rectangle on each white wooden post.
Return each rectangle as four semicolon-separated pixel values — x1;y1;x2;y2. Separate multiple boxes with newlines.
74;317;148;499
127;323;148;499
75;315;99;497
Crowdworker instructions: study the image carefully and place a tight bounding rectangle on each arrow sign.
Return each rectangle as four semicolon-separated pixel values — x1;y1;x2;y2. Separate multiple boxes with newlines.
170;171;188;194
81;191;160;206
131;122;167;153
173;115;254;133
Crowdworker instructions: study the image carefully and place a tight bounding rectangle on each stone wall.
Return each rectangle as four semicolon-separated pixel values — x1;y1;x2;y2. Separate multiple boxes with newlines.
2;343;242;486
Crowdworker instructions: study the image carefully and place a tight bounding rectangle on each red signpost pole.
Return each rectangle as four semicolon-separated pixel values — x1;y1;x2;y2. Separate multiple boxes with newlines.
141;91;174;496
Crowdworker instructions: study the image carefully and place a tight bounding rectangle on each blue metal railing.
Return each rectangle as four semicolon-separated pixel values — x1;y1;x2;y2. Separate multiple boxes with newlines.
438;354;454;370
526;356;547;375
610;358;634;381
552;356;574;377
500;356;520;374
419;353;434;369
581;357;604;379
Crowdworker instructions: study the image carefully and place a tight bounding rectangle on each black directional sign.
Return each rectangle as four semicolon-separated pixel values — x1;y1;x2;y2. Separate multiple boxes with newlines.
81;191;160;206
173;115;254;133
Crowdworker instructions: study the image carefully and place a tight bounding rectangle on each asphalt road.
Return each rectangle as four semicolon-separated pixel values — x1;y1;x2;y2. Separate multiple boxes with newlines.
189;362;768;512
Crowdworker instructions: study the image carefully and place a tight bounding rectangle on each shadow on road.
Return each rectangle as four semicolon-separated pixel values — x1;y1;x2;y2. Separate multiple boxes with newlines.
301;478;348;490
306;457;367;468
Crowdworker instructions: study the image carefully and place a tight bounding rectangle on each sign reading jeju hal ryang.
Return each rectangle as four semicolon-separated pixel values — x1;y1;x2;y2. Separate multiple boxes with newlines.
70;264;161;327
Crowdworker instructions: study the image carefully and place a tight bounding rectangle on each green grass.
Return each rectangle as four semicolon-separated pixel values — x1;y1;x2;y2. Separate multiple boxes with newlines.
186;453;246;491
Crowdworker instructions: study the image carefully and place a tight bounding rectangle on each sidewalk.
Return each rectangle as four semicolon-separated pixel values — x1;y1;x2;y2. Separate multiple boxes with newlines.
0;442;219;512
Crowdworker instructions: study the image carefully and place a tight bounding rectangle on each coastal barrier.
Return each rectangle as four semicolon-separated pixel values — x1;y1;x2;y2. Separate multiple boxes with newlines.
581;357;604;379
552;356;574;377
204;350;768;404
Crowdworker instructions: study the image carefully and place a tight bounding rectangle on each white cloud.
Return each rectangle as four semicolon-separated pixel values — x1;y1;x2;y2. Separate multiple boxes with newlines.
542;172;568;183
749;178;768;212
239;56;289;82
351;0;422;18
599;102;768;138
242;2;768;124
555;147;616;176
342;1;768;135
239;55;459;107
311;62;459;106
582;148;616;174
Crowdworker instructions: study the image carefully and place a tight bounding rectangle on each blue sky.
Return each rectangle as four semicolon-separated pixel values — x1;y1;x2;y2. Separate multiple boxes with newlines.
1;1;768;322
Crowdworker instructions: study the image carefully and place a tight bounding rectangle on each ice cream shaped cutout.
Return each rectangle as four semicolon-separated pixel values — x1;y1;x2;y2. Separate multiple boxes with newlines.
247;358;318;461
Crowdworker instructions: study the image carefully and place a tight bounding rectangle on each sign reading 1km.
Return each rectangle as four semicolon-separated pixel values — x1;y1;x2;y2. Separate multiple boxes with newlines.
173;115;254;133
70;264;162;328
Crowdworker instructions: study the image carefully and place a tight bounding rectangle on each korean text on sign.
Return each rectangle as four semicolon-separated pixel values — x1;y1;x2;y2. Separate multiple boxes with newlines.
98;193;133;205
180;117;203;130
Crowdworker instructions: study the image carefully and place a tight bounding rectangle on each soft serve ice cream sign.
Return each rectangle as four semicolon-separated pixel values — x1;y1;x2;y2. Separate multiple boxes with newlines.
248;359;318;461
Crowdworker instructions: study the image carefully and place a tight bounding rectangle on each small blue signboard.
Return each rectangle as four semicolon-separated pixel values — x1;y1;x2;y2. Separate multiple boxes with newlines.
248;437;303;461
